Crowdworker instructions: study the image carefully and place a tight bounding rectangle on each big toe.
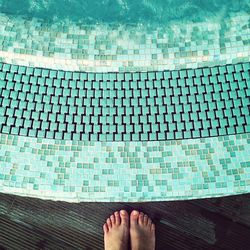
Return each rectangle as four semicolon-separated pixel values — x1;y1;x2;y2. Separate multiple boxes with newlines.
120;210;129;226
130;210;139;226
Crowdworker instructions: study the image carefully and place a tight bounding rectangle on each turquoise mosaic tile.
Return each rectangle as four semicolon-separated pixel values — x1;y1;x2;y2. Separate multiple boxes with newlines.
0;5;249;202
0;62;249;141
0;133;249;202
0;11;249;72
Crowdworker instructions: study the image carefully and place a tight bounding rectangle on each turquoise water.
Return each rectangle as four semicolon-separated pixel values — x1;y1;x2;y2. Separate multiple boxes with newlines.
0;0;249;24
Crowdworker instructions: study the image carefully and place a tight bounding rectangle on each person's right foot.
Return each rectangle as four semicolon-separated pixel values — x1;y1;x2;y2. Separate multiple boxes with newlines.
103;210;129;250
130;210;155;250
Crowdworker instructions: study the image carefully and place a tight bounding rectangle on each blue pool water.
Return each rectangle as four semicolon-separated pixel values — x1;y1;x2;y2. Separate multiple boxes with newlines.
0;0;249;24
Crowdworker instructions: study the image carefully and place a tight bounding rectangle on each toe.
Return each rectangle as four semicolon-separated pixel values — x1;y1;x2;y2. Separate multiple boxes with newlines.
148;218;152;227
110;214;115;225
139;212;144;226
115;211;121;225
151;223;156;233
103;223;108;234
120;210;129;226
130;210;139;226
143;214;148;225
107;218;112;229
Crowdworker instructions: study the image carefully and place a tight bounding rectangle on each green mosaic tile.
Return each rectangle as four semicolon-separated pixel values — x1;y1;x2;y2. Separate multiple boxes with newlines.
0;133;249;202
0;8;250;202
0;11;249;72
1;61;249;141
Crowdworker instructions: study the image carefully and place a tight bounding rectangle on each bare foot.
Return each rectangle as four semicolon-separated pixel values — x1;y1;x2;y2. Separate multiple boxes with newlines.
130;210;155;250
103;210;129;250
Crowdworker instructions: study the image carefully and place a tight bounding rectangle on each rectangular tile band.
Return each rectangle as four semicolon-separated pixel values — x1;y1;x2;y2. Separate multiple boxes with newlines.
0;62;249;141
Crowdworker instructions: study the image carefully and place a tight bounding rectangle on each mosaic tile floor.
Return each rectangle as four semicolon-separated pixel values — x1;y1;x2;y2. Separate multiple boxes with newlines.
0;62;249;141
0;133;249;202
0;11;249;72
0;7;249;202
0;61;249;202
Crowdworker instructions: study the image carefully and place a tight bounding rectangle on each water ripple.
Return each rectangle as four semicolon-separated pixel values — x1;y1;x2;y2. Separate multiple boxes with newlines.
0;0;249;24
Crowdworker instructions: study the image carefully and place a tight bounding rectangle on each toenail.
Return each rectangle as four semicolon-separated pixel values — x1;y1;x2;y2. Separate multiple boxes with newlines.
132;210;139;215
120;210;126;215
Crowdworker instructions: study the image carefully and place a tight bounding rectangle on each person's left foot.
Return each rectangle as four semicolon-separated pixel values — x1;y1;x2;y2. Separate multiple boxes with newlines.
103;210;129;250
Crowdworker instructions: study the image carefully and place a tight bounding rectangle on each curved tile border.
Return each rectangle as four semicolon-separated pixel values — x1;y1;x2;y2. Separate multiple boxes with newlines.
0;12;249;72
0;133;249;202
0;62;249;141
